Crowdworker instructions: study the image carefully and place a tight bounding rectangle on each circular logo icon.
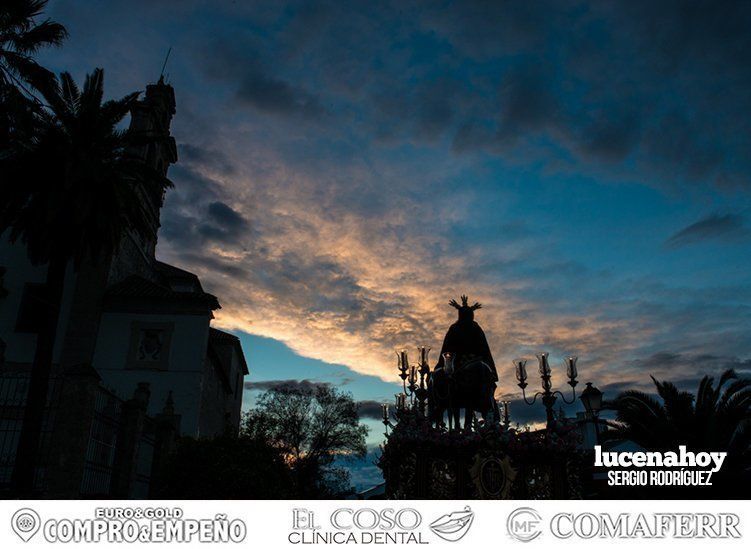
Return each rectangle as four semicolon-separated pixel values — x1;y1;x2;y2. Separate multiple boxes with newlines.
12;508;41;542
506;507;542;542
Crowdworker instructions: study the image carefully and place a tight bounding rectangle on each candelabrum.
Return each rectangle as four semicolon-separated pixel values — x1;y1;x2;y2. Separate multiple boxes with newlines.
395;346;431;414
514;352;580;430
382;392;408;435
500;400;511;429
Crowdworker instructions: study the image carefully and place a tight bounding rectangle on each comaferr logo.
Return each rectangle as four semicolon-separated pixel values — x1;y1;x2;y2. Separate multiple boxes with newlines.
550;513;741;539
506;509;742;541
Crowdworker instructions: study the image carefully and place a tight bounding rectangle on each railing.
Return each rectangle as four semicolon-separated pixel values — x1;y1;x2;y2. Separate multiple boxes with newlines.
80;386;122;496
131;417;155;498
0;371;164;498
0;372;62;493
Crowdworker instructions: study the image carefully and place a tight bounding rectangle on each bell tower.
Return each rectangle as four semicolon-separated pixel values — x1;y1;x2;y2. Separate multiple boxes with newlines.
126;76;178;258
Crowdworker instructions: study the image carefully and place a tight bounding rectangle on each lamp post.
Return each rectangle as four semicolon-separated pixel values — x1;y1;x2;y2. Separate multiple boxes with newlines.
579;382;603;445
515;353;581;430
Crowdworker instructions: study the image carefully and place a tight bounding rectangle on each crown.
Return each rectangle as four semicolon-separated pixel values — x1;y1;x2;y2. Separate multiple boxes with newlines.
448;295;482;311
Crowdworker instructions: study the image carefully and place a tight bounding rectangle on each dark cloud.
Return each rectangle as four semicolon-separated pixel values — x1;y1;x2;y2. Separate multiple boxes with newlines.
495;397;582;427
579;106;642;163
166;165;221;206
425;0;751;187
497;63;558;138
235;70;324;119
159;169;250;248
627;352;751;378
665;213;747;249
207;201;247;230
156;0;751;191
356;399;386;420
244;379;331;393
200;37;325;119
599;381;636;395
178;251;247;278
178;143;237;176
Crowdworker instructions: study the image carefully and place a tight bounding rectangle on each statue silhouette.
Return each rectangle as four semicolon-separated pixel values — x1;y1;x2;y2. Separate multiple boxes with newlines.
429;296;499;430
435;295;498;381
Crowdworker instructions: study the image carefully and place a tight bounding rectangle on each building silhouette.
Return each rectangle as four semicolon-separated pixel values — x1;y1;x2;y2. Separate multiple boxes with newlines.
0;79;247;496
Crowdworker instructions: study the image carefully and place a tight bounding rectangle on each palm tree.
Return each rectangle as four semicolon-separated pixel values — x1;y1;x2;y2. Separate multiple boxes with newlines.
605;369;751;454
1;0;67;148
0;68;171;494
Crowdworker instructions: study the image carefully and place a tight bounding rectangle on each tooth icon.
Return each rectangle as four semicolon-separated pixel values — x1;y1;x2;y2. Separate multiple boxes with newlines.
12;508;40;542
430;506;474;542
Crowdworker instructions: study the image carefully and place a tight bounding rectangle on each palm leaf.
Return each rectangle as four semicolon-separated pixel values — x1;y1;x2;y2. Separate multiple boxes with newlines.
100;93;140;126
718;378;750;410
81;68;104;117
58;71;79;107
10;20;67;53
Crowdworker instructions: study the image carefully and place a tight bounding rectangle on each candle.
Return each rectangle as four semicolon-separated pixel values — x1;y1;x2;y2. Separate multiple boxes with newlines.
565;356;578;380
536;352;551;376
514;359;528;383
442;352;455;375
400;350;409;371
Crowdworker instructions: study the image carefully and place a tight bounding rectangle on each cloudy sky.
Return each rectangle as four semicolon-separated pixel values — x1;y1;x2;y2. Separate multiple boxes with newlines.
41;1;751;443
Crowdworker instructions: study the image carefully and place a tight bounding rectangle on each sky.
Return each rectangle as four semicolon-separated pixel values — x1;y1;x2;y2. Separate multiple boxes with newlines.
38;1;751;458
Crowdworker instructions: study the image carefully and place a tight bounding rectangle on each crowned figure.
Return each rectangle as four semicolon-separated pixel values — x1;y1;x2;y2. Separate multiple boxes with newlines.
435;295;498;381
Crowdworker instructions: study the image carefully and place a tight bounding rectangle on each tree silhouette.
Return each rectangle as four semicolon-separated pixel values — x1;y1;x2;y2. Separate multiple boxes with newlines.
1;0;67;147
243;385;368;497
605;369;751;453
0;68;171;494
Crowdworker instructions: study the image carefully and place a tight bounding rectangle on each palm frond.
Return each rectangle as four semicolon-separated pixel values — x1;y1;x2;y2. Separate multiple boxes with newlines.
728;418;751;454
100;92;140;126
696;374;715;413
1;1;48;30
0;49;53;90
10;19;67;53
715;369;738;398
718;379;751;411
58;71;79;107
81;68;104;116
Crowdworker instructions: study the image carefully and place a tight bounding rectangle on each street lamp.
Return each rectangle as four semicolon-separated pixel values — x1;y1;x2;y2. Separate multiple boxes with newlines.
579;382;603;445
515;353;581;430
579;382;603;416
